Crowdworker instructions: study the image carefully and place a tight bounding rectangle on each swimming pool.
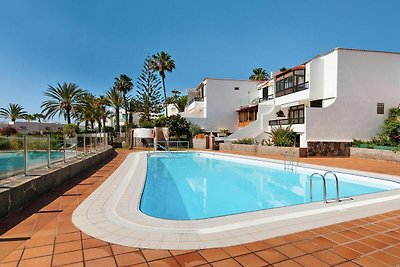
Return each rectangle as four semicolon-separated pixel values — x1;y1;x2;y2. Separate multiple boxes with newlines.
73;151;400;249
0;151;66;178
141;152;399;220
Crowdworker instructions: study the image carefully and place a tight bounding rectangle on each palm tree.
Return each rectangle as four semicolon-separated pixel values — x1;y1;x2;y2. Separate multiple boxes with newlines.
106;86;123;132
114;74;133;130
249;68;269;81
76;93;97;130
32;113;46;123
151;51;176;117
0;103;28;122
41;82;85;124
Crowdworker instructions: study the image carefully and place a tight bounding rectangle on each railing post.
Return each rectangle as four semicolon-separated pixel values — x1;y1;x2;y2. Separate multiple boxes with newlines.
75;135;78;158
94;133;98;151
23;135;28;175
47;134;51;168
83;134;86;155
63;134;66;163
90;134;93;152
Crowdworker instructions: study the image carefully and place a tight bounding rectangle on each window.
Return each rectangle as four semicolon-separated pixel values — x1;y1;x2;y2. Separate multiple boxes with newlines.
377;103;384;114
310;99;323;108
234;87;239;91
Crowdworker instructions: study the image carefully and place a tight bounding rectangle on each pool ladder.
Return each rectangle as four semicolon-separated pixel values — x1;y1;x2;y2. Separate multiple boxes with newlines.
309;171;352;203
283;152;298;171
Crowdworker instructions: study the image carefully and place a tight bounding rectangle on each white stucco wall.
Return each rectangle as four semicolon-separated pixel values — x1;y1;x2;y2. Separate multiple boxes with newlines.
307;49;400;142
183;79;260;132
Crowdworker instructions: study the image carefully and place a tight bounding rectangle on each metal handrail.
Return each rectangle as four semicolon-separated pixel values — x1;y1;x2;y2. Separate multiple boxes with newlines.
324;171;340;202
310;173;327;203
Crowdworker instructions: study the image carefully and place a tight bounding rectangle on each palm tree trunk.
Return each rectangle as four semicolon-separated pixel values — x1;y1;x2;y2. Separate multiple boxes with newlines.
66;109;71;124
98;120;102;132
162;77;168;117
115;107;120;132
85;121;88;131
102;118;106;132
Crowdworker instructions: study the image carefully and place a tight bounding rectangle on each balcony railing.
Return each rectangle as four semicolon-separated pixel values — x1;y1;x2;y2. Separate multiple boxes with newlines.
269;117;304;126
259;95;274;102
275;82;309;98
187;97;204;106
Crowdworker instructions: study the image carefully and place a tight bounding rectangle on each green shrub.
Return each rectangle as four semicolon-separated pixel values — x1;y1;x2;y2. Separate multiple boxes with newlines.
0;138;11;149
233;138;255;145
262;125;295;147
64;124;78;137
189;124;202;137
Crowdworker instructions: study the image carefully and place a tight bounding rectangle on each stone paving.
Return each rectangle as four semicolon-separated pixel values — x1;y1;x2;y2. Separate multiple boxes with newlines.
0;150;399;266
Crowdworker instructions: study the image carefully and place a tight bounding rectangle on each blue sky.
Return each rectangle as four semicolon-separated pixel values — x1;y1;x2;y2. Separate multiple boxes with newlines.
0;0;399;120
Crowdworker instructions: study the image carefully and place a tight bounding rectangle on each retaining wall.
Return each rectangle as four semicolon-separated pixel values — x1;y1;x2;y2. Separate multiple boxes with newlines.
0;147;115;218
220;143;299;156
350;147;400;162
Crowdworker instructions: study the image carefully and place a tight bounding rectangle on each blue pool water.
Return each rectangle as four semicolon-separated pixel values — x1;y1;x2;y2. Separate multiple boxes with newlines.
0;151;66;177
140;153;400;220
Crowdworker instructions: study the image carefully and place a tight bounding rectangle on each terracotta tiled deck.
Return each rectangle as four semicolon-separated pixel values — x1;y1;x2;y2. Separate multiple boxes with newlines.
0;150;399;267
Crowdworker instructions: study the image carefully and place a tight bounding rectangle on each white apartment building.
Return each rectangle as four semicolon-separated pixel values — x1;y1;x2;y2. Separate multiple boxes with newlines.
180;78;262;132
228;48;400;150
0;121;64;134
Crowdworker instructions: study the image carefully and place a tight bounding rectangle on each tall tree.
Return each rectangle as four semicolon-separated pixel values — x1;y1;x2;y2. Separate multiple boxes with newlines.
249;68;269;81
150;51;175;117
106;86;123;132
32;113;46;123
0;103;28;122
114;74;133;130
135;57;163;121
41;82;85;124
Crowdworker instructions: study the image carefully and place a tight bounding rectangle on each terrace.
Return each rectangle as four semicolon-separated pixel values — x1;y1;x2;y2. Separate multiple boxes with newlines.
0;149;399;266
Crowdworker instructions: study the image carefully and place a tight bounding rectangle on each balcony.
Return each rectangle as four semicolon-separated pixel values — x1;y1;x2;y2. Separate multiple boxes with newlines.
275;82;309;98
186;97;205;113
269;117;304;126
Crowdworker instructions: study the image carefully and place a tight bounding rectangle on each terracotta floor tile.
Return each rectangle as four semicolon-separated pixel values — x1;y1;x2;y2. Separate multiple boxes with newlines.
255;248;288;264
386;230;400;240
198;248;230;262
353;256;389;267
83;245;112;261
211;258;241;267
21;244;53;259
274;244;306;258
294;230;318;240
0;250;23;263
234;253;267;267
111;244;139;255
175;252;207;267
82;238;109;249
263;237;287;248
369;250;400;266
168;250;194;256
324;233;353;244
0;261;19;267
222;245;251;257
351;227;376;237
243;241;270;252
52;250;83;266
312;249;347;265
115;251;146;266
335;261;363;267
340;230;364;240
360;237;391;249
272;259;302;267
311;227;334;235
293;254;330;267
141;249;171;262
55;232;81;244
85;256;117;267
148;256;179;267
329;246;361;260
292;239;322;253
383;245;400;257
25;236;54;248
373;233;399;244
54;240;82;254
345;241;375;254
19;255;52;267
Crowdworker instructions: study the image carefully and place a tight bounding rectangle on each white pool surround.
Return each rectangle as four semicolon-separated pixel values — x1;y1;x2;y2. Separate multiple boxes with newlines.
72;151;400;250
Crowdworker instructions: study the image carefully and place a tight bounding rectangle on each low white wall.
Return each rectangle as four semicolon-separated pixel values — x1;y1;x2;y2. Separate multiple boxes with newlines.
133;128;152;138
220;143;299;156
193;138;207;149
350;147;400;162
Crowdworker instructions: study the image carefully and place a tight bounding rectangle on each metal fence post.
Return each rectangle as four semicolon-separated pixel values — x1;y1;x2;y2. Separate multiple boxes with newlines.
47;134;51;168
23;135;28;175
63;134;66;163
75;135;78;158
90;134;93;153
95;133;98;151
83;134;86;155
